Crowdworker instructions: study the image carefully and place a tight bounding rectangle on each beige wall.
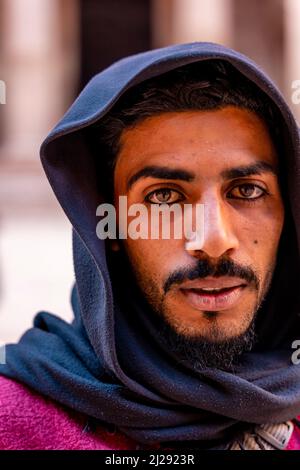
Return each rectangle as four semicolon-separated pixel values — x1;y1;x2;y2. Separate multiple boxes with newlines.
0;0;80;342
152;0;233;48
0;0;80;161
284;0;300;123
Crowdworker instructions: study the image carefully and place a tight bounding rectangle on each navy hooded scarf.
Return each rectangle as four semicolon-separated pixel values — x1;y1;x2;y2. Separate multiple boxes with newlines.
1;42;300;447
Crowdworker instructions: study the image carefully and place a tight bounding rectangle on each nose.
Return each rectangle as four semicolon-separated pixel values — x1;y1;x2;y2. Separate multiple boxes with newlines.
185;192;239;258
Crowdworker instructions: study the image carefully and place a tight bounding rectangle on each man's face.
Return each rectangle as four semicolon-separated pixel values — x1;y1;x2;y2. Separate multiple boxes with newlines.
113;107;284;346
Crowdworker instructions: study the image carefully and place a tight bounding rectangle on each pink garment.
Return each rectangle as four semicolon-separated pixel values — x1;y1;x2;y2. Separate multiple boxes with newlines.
0;376;137;450
286;421;300;450
0;375;299;450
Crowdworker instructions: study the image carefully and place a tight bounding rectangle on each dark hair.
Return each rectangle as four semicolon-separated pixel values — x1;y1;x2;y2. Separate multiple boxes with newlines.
89;60;282;199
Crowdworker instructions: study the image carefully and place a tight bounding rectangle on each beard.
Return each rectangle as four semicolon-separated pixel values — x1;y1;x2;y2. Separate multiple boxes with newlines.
155;309;257;372
112;247;274;373
122;251;273;372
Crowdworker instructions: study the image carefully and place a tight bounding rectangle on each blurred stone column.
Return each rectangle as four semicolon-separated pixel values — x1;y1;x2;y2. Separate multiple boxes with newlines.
0;0;79;162
284;0;300;123
233;0;284;89
152;0;233;48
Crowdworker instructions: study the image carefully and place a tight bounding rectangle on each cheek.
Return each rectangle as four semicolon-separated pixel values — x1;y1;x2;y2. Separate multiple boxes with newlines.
123;238;183;287
238;204;284;266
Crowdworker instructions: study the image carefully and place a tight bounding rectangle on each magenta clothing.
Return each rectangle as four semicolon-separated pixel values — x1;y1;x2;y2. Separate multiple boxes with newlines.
286;424;300;451
0;376;138;450
0;374;299;451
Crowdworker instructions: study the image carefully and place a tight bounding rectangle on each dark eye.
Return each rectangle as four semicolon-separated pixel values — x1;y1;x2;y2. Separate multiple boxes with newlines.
145;188;184;204
227;183;266;200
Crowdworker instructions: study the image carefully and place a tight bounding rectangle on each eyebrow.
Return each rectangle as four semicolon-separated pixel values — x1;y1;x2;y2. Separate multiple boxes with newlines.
126;161;277;191
221;161;277;179
127;166;194;190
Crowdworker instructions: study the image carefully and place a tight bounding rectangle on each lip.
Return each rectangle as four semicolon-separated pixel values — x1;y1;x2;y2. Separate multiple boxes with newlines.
180;284;247;311
180;276;247;290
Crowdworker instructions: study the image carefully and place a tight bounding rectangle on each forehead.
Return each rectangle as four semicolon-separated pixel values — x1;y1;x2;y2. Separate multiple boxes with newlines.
115;107;278;182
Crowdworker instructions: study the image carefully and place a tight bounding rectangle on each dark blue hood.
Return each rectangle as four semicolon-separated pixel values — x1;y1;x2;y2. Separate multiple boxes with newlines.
1;42;300;447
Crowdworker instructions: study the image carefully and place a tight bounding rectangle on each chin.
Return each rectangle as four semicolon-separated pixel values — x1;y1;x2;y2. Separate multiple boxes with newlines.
156;307;257;370
165;308;256;344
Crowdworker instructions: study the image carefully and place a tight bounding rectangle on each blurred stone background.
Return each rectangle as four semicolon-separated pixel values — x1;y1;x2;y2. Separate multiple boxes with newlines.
0;0;300;342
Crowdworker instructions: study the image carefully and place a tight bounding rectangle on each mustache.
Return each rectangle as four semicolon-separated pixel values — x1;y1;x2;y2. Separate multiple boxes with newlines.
163;257;259;294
